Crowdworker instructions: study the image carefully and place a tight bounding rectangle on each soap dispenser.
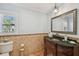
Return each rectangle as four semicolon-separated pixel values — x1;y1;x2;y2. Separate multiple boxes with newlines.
48;32;53;38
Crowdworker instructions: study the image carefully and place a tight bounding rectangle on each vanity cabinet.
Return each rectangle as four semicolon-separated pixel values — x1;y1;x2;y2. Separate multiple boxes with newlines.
44;36;79;56
57;45;73;56
45;39;56;56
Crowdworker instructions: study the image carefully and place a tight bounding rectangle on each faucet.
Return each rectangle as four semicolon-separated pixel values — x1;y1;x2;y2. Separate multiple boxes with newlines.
64;34;68;41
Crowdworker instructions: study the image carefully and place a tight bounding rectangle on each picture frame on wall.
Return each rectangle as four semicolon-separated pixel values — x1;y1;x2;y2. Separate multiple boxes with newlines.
0;10;19;35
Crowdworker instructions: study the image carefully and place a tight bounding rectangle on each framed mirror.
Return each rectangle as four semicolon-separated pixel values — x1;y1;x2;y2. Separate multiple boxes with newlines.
51;9;77;34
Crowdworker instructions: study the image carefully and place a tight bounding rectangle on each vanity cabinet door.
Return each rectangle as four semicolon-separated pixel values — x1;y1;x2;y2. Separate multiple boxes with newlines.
46;46;55;56
57;45;73;56
45;40;56;56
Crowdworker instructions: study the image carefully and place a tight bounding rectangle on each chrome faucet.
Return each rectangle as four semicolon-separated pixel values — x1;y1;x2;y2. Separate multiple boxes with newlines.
64;34;68;41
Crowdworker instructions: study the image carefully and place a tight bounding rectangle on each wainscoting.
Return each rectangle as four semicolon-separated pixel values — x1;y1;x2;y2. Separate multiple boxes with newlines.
0;33;47;56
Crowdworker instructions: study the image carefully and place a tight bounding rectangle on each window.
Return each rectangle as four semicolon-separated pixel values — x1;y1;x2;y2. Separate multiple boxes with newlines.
0;14;16;33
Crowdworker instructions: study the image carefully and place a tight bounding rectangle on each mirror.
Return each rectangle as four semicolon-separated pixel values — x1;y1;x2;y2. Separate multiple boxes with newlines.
51;9;77;34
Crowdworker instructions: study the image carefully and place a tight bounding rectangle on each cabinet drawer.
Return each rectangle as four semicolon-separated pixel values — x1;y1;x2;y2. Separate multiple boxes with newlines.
45;40;56;56
57;45;73;56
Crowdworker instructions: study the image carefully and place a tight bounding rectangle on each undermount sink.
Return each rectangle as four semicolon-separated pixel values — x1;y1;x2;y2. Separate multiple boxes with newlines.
50;37;78;45
56;38;77;44
0;41;13;54
62;39;77;44
53;35;78;44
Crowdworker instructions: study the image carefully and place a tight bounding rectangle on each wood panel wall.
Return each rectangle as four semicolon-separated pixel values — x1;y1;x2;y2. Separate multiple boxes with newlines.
0;33;47;56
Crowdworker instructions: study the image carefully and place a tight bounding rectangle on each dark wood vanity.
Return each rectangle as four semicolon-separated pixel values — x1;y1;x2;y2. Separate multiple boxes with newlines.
44;9;78;56
44;36;79;56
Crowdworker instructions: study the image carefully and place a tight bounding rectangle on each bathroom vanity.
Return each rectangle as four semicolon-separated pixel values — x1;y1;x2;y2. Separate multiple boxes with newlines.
44;35;79;56
44;9;79;56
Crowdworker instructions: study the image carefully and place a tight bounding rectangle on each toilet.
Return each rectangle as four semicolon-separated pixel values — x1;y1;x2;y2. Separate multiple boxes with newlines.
0;53;9;56
0;41;13;56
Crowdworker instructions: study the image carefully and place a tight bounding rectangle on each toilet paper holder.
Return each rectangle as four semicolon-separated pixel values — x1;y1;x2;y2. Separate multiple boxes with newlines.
19;43;25;56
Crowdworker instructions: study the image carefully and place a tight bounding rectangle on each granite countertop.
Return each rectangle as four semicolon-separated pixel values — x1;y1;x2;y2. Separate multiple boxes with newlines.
46;37;79;47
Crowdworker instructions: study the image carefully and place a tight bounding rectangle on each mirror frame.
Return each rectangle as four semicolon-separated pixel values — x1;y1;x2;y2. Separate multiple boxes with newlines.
51;9;77;34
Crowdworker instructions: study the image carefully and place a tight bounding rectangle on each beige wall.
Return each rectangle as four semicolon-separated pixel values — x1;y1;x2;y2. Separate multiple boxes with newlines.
0;33;47;56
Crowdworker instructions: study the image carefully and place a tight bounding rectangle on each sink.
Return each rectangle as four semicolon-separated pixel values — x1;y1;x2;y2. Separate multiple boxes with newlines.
48;35;79;47
51;37;78;45
0;41;13;54
62;39;78;44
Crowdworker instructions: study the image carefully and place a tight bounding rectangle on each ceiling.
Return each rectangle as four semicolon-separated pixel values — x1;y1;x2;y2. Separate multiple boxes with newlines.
12;3;63;14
